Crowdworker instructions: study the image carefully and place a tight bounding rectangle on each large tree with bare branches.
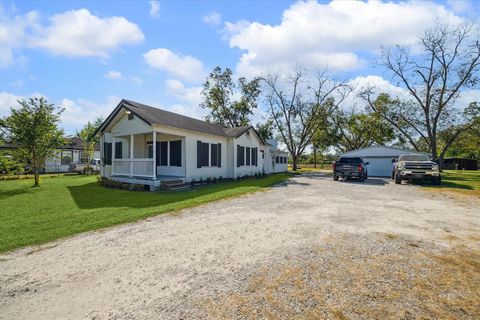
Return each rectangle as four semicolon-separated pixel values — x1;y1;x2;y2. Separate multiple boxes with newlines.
361;24;480;167
262;71;352;171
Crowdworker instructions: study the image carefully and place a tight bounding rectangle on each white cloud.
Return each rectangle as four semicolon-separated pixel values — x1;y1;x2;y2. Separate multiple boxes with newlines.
0;91;46;116
130;76;143;85
149;1;160;18
0;8;144;67
143;48;205;83
104;70;123;79
225;0;466;77
203;11;221;26
165;79;203;106
59;96;120;130
0;91;119;131
34;9;144;58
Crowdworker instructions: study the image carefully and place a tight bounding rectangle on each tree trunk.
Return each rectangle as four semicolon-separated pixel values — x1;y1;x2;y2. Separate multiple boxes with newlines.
292;156;298;171
34;169;40;187
313;147;317;168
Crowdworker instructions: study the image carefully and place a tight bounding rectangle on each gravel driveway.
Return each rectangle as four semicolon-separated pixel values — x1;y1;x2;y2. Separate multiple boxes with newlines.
1;172;479;319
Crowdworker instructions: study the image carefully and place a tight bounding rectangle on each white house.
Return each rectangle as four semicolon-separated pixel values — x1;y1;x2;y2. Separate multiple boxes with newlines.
94;99;288;189
340;145;427;177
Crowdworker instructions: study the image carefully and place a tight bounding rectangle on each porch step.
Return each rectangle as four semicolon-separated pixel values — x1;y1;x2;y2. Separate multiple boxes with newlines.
161;179;190;191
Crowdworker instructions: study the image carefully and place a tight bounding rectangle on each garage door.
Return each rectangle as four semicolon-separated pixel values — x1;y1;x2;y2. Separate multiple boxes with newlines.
364;157;394;177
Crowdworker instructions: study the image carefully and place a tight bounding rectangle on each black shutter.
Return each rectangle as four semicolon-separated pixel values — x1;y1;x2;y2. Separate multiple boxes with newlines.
197;140;202;168
103;142;107;165
210;143;218;167
115;141;122;159
104;142;112;165
160;141;168;166
155;142;160;166
237;145;244;167
246;147;251;166
217;143;221;167
253;147;258;166
201;143;209;166
169;140;182;167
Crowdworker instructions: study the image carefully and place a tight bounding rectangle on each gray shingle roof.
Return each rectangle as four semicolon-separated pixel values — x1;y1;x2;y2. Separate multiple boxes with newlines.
117;100;261;142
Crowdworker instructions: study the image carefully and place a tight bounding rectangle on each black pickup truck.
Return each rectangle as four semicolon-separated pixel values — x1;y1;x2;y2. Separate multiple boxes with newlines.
333;157;369;182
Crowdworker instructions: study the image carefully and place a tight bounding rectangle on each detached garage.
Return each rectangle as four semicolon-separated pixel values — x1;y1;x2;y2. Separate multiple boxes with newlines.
340;145;428;177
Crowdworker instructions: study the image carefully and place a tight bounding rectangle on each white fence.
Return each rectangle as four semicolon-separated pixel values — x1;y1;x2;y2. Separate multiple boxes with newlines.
112;159;154;177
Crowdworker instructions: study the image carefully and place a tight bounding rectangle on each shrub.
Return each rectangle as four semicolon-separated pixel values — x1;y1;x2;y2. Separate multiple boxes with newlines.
191;178;196;186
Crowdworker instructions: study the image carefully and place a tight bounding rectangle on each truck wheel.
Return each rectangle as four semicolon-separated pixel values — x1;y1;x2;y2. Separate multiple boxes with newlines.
394;173;402;184
333;175;339;181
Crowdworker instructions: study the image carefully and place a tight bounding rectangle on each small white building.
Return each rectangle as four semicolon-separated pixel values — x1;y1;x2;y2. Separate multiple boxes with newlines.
94;99;288;188
340;145;427;177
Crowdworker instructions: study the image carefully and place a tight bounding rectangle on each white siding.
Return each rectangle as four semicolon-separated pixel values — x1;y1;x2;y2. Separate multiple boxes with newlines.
233;129;264;178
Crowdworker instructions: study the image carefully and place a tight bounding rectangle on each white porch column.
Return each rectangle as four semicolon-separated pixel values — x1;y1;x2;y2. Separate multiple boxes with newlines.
152;130;156;179
130;134;134;175
111;137;116;174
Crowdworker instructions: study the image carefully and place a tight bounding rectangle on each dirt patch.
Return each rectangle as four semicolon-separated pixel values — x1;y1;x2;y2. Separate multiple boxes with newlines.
206;234;480;320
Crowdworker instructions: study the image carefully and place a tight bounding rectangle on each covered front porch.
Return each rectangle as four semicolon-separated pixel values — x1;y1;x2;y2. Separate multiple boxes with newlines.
110;131;186;184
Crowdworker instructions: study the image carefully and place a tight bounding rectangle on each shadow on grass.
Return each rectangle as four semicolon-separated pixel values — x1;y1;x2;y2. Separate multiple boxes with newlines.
412;179;474;190
68;175;290;210
0;186;36;199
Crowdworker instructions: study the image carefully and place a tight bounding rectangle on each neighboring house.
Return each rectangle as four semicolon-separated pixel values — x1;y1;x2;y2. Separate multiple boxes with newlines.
339;145;428;177
94;99;288;189
44;137;101;173
0;137;100;173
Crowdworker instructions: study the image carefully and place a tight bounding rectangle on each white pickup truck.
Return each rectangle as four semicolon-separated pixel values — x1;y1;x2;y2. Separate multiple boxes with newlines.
70;159;101;174
393;154;441;185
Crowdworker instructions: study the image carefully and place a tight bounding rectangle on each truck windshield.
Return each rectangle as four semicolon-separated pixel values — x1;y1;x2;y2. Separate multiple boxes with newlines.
399;154;430;161
338;157;362;163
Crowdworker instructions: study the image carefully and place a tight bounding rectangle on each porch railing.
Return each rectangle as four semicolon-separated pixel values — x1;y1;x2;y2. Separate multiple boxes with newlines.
112;158;154;177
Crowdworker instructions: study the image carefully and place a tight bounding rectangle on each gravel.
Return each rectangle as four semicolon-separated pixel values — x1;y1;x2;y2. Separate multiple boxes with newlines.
0;172;479;319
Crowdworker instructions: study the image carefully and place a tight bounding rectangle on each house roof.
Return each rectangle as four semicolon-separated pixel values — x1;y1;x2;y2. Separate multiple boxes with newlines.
340;145;428;158
96;99;265;144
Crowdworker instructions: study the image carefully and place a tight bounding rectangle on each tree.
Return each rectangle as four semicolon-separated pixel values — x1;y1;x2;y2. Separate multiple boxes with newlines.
0;98;64;186
328;108;395;153
441;119;480;159
201;66;261;127
76;117;103;174
362;24;480;167
263;70;352;171
255;119;274;142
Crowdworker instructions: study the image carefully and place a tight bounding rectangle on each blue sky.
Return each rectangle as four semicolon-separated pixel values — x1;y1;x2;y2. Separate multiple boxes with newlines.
1;0;479;134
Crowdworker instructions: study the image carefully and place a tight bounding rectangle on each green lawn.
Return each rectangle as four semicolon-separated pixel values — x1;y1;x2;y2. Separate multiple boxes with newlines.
0;173;290;253
424;170;480;196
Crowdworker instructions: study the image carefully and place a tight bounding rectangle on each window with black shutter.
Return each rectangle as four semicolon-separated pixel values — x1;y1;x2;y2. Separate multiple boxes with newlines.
201;142;209;166
169;140;182;167
210;143;218;167
237;145;244;167
246;147;251;166
197;140;202;168
159;141;168;166
253;147;258;166
275;156;279;164
217;143;222;167
104;142;112;165
115;141;122;159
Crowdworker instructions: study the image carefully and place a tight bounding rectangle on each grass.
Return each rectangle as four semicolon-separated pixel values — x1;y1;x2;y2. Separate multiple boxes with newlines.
0;173;291;253
424;170;480;197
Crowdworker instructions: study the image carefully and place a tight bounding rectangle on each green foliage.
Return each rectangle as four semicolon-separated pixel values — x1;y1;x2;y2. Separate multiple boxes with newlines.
201;66;261;127
0;97;65;186
330;109;395;153
76;117;103;174
255;119;274;141
0;152;23;175
0;173;291;252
